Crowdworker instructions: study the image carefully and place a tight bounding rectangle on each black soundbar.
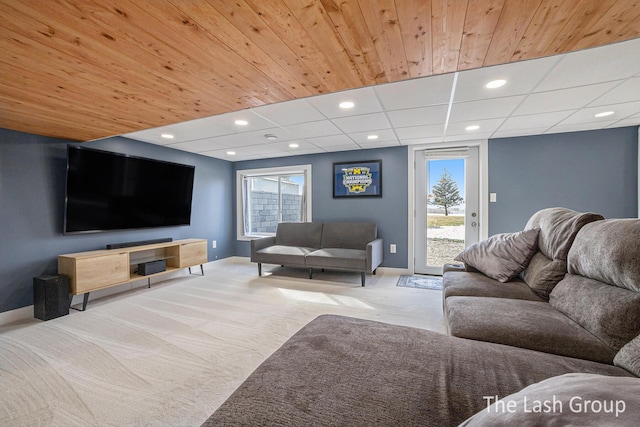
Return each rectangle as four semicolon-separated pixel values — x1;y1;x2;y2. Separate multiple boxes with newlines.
106;237;173;250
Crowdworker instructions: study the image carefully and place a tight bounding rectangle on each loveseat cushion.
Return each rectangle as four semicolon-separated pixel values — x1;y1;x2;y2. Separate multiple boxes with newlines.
454;229;539;282
445;296;617;363
320;222;376;250
255;245;316;266
275;222;323;249
306;248;366;271
614;333;640;377
523;207;604;261
567;218;640;292
460;373;640;426
442;271;544;302
550;274;640;351
203;315;631;427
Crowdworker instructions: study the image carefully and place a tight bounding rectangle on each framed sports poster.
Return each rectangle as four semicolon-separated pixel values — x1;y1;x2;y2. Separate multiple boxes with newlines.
333;160;382;198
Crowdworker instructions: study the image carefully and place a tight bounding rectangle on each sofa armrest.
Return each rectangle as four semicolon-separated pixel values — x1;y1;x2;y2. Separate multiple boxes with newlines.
366;238;384;272
251;236;276;261
443;263;465;274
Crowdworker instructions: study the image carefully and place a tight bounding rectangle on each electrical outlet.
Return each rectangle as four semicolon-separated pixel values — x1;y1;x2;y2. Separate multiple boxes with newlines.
390;244;397;254
211;240;217;249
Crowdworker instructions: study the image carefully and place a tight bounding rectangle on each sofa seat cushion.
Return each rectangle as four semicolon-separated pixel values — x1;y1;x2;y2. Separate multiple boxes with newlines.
445;296;617;363
255;245;316;266
203;315;631;427
306;248;366;271
443;271;544;302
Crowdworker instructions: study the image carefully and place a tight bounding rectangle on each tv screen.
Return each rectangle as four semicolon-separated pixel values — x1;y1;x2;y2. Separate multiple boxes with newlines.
64;145;195;234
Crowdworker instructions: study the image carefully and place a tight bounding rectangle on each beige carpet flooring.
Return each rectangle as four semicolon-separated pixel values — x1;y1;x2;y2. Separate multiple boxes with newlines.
0;257;445;426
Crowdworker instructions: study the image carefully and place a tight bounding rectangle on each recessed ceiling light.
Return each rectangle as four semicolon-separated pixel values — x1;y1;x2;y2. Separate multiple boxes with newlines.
161;133;174;139
594;111;615;117
465;125;480;131
339;101;355;109
264;134;278;140
234;119;248;126
485;79;506;89
226;151;236;155
289;143;299;148
367;134;379;140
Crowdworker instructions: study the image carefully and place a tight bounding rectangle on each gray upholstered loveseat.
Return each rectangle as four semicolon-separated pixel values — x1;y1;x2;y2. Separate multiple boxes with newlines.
251;222;383;286
203;209;640;426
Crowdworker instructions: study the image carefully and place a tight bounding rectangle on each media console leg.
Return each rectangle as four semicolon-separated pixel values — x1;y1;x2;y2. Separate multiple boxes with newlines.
189;265;205;276
70;292;90;312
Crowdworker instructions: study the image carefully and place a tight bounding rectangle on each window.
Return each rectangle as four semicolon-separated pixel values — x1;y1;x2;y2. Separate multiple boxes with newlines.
236;165;312;239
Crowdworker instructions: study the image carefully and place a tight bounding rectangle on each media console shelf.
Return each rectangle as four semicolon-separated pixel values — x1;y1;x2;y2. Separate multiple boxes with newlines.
58;238;207;311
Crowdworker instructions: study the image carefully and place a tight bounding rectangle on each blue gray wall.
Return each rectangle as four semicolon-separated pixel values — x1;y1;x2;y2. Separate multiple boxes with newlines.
0;129;234;313
488;126;638;234
233;146;409;268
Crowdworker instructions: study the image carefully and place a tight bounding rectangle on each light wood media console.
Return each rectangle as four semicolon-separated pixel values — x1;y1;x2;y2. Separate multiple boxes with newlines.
58;238;207;310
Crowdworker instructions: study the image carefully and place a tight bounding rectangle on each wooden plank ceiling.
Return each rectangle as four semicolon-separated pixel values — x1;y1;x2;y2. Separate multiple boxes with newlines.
1;0;639;142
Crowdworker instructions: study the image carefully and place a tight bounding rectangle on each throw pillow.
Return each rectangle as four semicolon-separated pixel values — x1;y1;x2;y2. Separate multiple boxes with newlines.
522;252;566;299
459;373;640;426
454;228;539;282
614;333;640;377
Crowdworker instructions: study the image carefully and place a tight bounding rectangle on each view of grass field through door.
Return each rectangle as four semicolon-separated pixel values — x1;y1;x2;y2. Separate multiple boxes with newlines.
426;159;465;267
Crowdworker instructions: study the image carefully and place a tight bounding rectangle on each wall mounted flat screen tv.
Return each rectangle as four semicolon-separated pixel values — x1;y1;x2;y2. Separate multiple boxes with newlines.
64;145;195;234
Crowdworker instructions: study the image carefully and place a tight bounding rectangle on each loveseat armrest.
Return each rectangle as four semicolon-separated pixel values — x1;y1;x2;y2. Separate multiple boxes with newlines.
366;238;384;272
251;236;276;261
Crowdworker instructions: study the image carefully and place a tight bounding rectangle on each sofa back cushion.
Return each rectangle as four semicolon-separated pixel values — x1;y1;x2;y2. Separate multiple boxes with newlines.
568;218;640;292
320;222;377;250
550;274;640;351
524;207;604;261
614;333;640;377
521;253;567;299
275;222;323;248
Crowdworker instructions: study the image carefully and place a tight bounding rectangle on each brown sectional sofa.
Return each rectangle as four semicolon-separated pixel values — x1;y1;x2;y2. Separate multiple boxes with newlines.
203;208;640;426
443;208;640;365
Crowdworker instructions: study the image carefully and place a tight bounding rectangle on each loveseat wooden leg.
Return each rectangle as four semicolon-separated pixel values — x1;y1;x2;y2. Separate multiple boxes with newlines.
361;272;366;287
258;263;262;276
309;268;313;279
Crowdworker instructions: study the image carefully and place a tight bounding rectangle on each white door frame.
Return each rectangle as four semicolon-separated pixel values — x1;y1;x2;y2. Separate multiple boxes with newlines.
407;140;489;275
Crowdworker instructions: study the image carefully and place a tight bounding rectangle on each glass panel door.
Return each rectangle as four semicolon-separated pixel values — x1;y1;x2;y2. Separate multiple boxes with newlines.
415;147;479;275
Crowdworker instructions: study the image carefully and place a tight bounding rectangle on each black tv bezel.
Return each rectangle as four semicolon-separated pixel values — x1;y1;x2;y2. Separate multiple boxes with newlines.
63;144;195;235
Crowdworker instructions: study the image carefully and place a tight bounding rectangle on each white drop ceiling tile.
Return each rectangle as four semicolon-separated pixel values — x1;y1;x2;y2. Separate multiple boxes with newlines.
203;110;276;132
357;139;401;149
545;121;618;135
449;96;525;123
607;118;640;128
400;136;445;146
498;111;574;131
305;134;357;148
374;73;454;110
386;105;449;128
286;120;342;138
491;127;552;139
514;82;619;115
166;117;236;142
557;100;640;126
332;112;391;133
445;118;505;136
444;132;494;142
454;56;560;102
395;124;445;139
251;98;325;125
347;129;398;144
189;133;265;150
306;86;383;118
536;38;640;92
124;125;192;145
589;77;640;106
237;127;299;142
169;138;228;152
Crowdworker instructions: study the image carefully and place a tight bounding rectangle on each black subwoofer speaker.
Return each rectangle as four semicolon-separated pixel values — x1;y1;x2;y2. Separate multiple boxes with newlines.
33;275;70;321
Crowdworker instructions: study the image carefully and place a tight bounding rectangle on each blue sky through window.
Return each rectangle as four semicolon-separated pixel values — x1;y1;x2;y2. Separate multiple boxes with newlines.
428;159;465;199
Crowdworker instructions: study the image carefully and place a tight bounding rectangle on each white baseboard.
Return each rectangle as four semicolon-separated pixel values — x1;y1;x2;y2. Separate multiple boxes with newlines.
0;305;34;327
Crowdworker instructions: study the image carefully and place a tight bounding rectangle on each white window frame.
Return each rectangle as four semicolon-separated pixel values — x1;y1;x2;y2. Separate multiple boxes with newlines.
236;164;312;240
